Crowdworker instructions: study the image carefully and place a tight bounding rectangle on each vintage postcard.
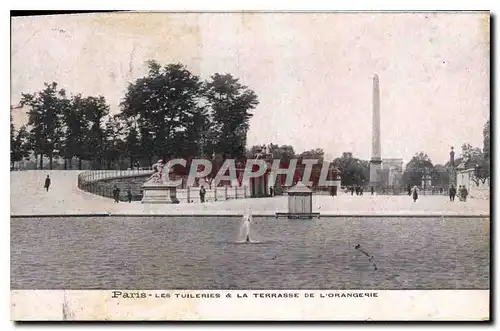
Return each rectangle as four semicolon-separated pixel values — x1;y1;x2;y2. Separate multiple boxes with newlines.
10;11;490;321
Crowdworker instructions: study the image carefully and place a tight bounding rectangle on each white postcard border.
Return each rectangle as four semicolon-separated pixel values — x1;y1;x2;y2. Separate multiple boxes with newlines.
5;0;498;328
10;290;489;321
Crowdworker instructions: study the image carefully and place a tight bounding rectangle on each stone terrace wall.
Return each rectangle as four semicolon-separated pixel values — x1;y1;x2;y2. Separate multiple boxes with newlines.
177;186;250;203
80;175;151;201
78;170;154;201
78;170;251;203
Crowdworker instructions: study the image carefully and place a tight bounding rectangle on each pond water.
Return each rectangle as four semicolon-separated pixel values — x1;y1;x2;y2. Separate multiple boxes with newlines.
11;216;489;290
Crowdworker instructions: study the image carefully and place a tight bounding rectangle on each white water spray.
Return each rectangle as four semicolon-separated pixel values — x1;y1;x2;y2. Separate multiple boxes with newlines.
240;208;253;243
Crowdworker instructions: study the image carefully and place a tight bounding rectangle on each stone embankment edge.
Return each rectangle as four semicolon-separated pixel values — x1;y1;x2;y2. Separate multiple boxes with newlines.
10;213;490;218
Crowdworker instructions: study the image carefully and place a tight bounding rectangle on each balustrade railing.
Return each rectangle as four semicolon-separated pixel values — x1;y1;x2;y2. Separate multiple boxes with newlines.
77;169;154;199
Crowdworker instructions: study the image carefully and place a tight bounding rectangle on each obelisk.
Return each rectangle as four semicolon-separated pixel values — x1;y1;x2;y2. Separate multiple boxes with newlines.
369;74;382;188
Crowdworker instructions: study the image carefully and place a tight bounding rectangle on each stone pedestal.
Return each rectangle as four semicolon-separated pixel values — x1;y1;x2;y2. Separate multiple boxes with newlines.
141;184;180;204
369;160;382;189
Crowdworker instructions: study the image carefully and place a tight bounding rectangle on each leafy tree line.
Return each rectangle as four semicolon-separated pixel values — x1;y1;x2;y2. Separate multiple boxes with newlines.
403;118;490;189
245;145;369;187
249;126;490;189
10;61;259;170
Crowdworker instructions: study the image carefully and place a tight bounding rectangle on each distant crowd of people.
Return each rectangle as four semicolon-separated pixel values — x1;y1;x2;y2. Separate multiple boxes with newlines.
347;186;364;196
405;184;468;203
343;186;378;196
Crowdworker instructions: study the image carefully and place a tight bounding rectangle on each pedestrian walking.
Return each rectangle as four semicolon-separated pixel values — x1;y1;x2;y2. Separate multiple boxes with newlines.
200;186;206;203
269;186;274;197
44;175;51;192
449;185;456;202
113;185;120;203
458;185;465;202
407;184;412;196
127;188;133;203
412;185;419;202
371;186;374;195
462;186;468;202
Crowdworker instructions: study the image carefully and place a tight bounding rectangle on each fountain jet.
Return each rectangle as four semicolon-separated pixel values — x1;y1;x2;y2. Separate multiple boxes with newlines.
241;208;253;243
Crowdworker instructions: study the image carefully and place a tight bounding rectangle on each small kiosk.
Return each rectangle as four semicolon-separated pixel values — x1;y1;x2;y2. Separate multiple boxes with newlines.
276;181;320;219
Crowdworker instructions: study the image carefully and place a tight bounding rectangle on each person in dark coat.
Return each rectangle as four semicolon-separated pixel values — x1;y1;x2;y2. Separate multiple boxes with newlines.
44;175;51;192
127;188;133;203
407;184;412;196
113;185;120;203
449;185;456;202
458;185;465;201
462;186;468;202
412;185;419;202
200;186;206;203
269;186;274;197
371;186;374;195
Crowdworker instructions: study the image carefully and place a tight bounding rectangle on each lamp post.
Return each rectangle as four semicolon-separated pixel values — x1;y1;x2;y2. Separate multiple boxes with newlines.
448;146;457;188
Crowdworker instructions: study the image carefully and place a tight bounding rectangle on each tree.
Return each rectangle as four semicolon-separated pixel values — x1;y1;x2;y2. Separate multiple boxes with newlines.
122;119;141;168
246;143;296;162
269;144;296;163
332;152;370;186
460;144;484;168
120;61;206;164
298;148;325;163
461;143;489;185
10;113;30;169
20;82;67;169
59;94;87;169
473;161;490;185
10;112;15;166
81;96;110;168
402;152;434;187
431;164;449;188
103;115;125;169
481;119;491;182
483;119;490;160
204;73;259;160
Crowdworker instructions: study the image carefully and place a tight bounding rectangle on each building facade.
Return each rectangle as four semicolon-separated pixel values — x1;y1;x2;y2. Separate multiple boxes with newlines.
456;168;490;200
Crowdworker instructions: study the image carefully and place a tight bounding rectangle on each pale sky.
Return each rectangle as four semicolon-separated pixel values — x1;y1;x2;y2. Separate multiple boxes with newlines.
11;12;490;165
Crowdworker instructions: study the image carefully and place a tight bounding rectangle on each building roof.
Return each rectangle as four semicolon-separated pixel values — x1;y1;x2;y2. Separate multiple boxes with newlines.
287;181;312;194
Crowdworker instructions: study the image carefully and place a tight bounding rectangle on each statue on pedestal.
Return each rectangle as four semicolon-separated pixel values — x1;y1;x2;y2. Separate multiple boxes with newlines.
145;159;166;184
142;159;179;204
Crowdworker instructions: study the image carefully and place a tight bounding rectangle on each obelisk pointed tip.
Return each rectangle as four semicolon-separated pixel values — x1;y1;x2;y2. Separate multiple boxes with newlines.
373;73;379;80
